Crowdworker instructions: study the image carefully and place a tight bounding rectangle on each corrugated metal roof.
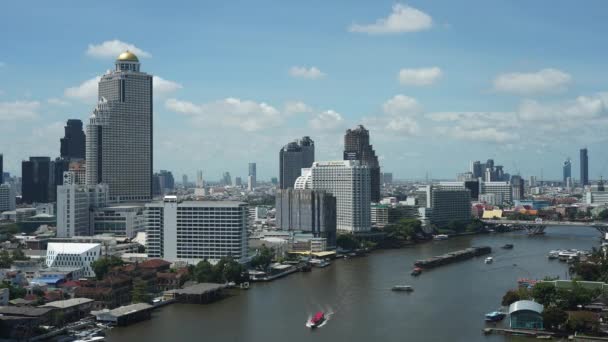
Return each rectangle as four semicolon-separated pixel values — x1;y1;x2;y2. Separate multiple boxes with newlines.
508;300;543;314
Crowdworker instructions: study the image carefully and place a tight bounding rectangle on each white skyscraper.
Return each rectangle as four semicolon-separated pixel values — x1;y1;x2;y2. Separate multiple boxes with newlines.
86;51;153;202
309;161;371;232
146;196;248;264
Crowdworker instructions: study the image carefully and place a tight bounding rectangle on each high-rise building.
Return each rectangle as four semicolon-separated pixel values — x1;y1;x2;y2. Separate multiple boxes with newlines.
247;175;254;191
146;196;248;264
153;170;175;196
580;148;589;186
563;158;571;184
235;177;242;187
275;188;337;247
279;137;315;189
0;154;3;184
22;157;54;204
60;119;86;161
222;172;232;186
196;170;204;188
511;175;525;201
0;184;16;212
382;172;393;184
182;174;188;187
86;51;153;202
428;188;471;227
471;161;483;179
248;163;257;189
307;160;371;232
344;125;380;202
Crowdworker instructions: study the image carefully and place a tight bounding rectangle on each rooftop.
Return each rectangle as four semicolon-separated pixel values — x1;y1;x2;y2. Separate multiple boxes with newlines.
508;300;544;315
41;298;94;308
93;303;152;318
0;306;54;317
47;242;100;254
147;200;247;208
138;259;171;269
164;283;225;295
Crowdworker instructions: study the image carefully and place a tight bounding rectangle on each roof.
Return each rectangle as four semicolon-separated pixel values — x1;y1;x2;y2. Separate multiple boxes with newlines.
508;300;544;315
117;51;139;62
138;259;171;269
93;303;152;318
47;242;100;254
164;283;225;295
0;306;54;317
147;200;247;208
41;298;94;308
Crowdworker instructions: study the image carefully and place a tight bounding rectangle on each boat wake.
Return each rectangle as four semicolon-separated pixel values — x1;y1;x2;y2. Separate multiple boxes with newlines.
305;308;334;329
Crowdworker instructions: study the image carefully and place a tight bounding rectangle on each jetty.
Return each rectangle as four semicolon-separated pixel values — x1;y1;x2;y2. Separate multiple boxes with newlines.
414;246;491;269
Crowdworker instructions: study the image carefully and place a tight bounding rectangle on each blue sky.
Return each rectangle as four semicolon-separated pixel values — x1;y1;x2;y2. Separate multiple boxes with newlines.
1;1;608;181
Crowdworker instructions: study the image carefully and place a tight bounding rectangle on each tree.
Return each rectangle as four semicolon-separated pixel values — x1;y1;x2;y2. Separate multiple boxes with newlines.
447;220;466;233
336;234;360;250
597;209;608;221
567;311;599;334
250;245;274;270
542;306;568;331
570;262;601;282
532;282;557;306
0;282;26;300
501;290;521;306
90;256;124;280
0;250;12;268
131;280;151;303
11;249;28;261
194;259;215;283
219;257;246;283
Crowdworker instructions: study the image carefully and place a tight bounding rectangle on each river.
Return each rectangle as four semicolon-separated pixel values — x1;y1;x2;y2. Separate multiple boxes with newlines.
107;226;600;342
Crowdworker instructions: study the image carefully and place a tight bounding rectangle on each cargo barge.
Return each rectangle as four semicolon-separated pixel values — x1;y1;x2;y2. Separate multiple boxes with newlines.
414;246;492;269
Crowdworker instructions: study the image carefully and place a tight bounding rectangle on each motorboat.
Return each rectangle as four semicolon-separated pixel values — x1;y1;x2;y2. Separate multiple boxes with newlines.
411;267;422;276
392;285;414;292
485;311;506;322
309;259;331;268
484;257;493;264
501;244;514;249
308;311;325;328
547;250;560;259
433;234;448;241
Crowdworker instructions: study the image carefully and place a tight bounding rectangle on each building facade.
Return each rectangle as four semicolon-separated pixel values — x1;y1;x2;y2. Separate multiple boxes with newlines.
0;184;16;212
248;163;256;189
22;157;55;204
563;158;571;185
428;188;471;227
146;197;248;264
279;136;315;189
86;51;153;202
93;204;145;238
343;125;380;203
580;148;589;186
46;243;102;278
60;119;86;161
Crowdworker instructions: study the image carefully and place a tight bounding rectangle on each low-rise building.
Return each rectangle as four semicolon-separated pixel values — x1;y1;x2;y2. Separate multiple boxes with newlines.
93;204;146;238
40;298;94;323
508;300;543;330
45;243;101;278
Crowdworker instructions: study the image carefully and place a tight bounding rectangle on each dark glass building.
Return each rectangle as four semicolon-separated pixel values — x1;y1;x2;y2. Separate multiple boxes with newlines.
0;154;3;184
343;125;380;202
279;136;315;189
22;157;54;203
580;148;589;186
60;119;86;160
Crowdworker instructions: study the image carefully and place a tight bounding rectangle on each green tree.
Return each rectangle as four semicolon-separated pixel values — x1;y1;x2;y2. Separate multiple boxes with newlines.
385;218;423;242
570;262;601;281
0;282;26;300
250;245;274;270
194;259;215;283
11;249;28;261
90;256;124;280
501;290;521;306
566;311;599;334
0;250;12;268
597;209;608;221
465;219;484;232
542;306;568;331
131;280;151;303
446;220;467;233
532;282;557;306
336;234;360;250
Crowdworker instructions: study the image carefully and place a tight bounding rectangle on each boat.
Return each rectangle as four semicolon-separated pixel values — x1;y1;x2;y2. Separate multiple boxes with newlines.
547;250;559;259
485;311;506;322
392;285;413;292
308;311;325;328
433;234;448;241
411;267;422;276
239;282;250;290
501;244;514;249
309;259;331;268
484;257;493;264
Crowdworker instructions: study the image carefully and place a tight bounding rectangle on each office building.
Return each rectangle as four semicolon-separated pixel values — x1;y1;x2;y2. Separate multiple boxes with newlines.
60;119;86;161
428;188;471;227
93;204;145;238
56;172;109;238
344;125;380;202
585;191;608;205
511;175;525;201
482;181;513;205
0;154;3;184
580;148;589;186
382;172;393;184
182;174;188;187
153;170;175;196
279;137;315;189
146;197;248;264
307;160;371;232
22;157;54;204
439;180;480;201
563;158;571;184
248;163;256;189
471;161;483;179
45;243;101;278
0;184;16;212
235;177;242;187
275;189;337;247
86;51;153;202
222;172;232;186
196;170;204;188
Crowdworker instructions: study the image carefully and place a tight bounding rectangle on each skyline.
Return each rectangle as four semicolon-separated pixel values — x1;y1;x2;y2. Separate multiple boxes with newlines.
2;1;608;180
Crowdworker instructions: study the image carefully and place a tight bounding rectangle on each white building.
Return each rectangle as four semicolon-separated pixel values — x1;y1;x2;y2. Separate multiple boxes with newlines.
308;160;371;232
371;204;389;227
482;181;512;205
146;196;248;264
586;191;608;205
416;186;471;227
86;51;153;202
93;204;146;238
57;172;109;238
45;243;101;278
0;184;16;212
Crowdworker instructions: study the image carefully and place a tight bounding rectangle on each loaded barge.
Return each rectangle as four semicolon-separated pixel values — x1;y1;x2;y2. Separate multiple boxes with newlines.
414;246;492;269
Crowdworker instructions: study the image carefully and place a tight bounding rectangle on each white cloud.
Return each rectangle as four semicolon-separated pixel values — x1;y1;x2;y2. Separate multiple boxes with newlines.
447;126;519;143
493;68;571;95
0;101;40;121
86;40;151;59
289;66;325;80
382;94;421;116
165;97;282;132
363;95;421;136
64;76;101;102
153;76;182;95
47;98;70;106
398;67;442;86
349;4;432;34
284;101;313;115
309;110;344;131
518;92;608;121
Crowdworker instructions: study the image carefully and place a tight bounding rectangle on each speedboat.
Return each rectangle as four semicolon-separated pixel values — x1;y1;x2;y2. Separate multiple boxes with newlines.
309;259;331;268
392;285;413;292
411;267;422;276
484;257;493;264
501;244;514;249
308;311;325;328
547;250;560;259
433;234;448;240
485;311;506;322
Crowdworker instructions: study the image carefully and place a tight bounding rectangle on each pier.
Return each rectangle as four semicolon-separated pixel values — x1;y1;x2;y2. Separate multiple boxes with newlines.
414;246;491;269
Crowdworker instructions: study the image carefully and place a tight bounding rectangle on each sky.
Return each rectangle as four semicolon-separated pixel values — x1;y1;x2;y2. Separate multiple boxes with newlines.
1;0;608;182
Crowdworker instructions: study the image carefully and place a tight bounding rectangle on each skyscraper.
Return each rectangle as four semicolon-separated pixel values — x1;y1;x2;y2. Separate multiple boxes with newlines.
580;148;589;186
182;174;188;187
248;162;257;188
0;154;3;184
279;136;315;189
196;170;204;188
86;51;153;202
343;125;380;202
60;119;86;160
563;158;571;184
22;157;54;203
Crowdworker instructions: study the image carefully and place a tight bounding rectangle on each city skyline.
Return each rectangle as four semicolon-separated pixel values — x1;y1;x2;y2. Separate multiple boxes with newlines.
2;1;608;180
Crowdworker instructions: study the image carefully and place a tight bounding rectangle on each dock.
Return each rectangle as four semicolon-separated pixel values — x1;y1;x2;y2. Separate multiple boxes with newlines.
483;327;556;338
415;246;491;269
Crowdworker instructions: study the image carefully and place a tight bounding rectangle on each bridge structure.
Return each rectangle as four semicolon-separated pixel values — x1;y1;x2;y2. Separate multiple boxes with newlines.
481;219;608;236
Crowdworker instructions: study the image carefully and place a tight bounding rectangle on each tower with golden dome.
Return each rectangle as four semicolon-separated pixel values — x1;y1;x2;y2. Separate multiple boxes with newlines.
86;51;153;202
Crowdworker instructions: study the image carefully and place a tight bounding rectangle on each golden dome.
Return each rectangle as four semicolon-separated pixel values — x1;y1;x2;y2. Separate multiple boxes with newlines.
117;51;139;62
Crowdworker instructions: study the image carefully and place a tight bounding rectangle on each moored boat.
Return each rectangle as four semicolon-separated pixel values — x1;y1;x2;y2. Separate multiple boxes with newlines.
433;234;449;241
485;311;506;322
392;285;413;292
501;244;514;249
484;257;493;264
309;259;331;268
411;267;422;276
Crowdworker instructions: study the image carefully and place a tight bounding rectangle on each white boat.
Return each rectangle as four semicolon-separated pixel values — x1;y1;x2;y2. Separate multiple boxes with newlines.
392;285;414;292
484;257;493;264
547;250;560;259
433;234;449;241
309;259;331;268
